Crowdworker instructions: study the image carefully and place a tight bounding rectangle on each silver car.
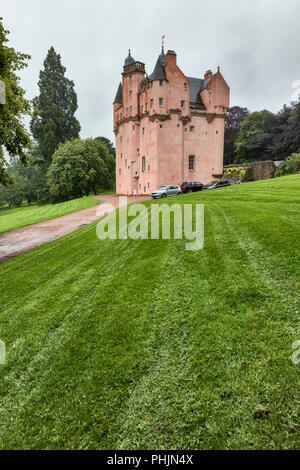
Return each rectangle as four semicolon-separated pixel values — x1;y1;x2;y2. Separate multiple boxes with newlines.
151;185;182;199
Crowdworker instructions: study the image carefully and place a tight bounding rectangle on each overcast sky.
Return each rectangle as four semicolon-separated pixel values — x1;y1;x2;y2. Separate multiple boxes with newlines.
2;0;300;143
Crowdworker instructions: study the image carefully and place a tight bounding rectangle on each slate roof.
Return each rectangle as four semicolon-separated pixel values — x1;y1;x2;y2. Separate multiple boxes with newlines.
149;57;167;81
187;76;212;109
113;82;123;104
124;50;135;66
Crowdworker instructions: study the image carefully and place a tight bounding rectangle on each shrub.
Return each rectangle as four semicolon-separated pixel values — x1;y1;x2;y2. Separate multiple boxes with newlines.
275;153;300;177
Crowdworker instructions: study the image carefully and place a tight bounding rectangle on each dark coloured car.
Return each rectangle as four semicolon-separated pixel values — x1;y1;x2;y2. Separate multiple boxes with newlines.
180;182;203;193
204;180;231;190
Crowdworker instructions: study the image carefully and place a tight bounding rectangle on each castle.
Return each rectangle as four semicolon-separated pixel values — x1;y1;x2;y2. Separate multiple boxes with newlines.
113;45;230;195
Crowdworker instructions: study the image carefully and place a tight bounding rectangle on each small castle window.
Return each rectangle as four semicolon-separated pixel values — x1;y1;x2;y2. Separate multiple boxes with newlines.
141;105;143;113
181;100;185;108
119;168;121;174
184;83;187;90
216;130;219;134
160;124;163;128
151;82;153;88
159;98;163;106
150;98;154;107
145;103;148;112
121;153;123;158
189;155;195;171
159;80;163;86
132;125;135;130
129;105;132;113
129;76;132;83
144;186;146;192
120;136;122;142
142;127;145;135
148;182;150;188
129;90;132;96
148;164;150;171
142;156;146;171
190;126;195;133
125;159;127;167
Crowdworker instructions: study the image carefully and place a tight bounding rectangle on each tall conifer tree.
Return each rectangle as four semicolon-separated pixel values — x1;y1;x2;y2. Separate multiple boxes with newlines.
30;46;80;170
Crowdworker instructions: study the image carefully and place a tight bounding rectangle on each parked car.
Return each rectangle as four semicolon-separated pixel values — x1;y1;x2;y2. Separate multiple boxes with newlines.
180;181;203;193
150;185;182;199
204;180;231;190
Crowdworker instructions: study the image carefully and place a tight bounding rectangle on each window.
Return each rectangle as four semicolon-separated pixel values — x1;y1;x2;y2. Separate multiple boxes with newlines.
132;125;135;130
144;186;146;192
141;105;143;113
142;156;146;171
125;159;127;167
151;82;153;88
159;80;163;86
120;136;122;142
145;103;148;112
129;75;132;84
121;153;123;158
148;182;150;188
216;130;219;134
160;124;163;128
129;90;132;96
184;82;187;90
181;100;185;108
209;100;211;105
148;164;150;170
189;155;195;171
142;127;145;135
120;113;122;119
190;126;195;133
129;105;132;113
150;98;154;107
119;168;121;174
159;98;163;106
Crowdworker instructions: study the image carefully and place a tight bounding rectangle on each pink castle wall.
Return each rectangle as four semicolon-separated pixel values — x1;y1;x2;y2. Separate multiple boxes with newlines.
114;50;230;195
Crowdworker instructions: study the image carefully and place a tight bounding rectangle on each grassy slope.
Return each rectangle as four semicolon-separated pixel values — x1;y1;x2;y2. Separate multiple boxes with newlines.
0;175;299;450
0;196;100;234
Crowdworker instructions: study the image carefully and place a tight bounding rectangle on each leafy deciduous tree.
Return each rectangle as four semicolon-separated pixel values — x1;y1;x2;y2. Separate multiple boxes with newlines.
0;17;32;185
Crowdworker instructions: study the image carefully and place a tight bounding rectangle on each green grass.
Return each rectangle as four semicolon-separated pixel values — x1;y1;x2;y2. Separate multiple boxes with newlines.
0;196;100;234
0;175;299;450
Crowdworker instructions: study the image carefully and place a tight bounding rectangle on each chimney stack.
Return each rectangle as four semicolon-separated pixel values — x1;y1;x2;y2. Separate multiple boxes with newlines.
166;50;177;66
204;69;212;79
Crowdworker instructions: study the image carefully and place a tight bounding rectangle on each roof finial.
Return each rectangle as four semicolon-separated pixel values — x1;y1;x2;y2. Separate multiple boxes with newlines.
161;34;165;53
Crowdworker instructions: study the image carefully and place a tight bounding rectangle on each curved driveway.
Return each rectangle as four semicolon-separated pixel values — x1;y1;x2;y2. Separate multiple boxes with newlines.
0;195;150;263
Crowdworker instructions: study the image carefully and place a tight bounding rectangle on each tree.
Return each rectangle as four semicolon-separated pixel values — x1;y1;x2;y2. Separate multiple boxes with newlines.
275;153;300;177
234;110;276;163
270;102;300;161
0;17;32;185
30;46;80;171
47;138;115;201
224;106;250;165
96;136;116;158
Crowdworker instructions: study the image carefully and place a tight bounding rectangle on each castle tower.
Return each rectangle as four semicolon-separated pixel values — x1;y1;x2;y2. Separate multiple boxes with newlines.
113;46;230;195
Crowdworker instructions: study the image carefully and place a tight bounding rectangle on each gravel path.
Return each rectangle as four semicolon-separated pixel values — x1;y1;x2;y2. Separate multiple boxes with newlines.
0;195;150;263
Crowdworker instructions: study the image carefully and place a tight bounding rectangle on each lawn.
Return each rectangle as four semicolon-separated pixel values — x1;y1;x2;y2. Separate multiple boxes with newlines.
0;175;299;450
0;196;100;234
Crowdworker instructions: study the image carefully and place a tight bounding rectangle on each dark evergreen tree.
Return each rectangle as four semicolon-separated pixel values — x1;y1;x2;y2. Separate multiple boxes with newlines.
30;46;80;171
224;106;250;165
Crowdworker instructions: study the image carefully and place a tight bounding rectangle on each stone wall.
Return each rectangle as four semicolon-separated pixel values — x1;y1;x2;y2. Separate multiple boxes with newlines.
223;161;276;184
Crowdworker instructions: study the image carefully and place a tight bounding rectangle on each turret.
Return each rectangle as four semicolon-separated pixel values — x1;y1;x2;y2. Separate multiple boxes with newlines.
122;50;145;118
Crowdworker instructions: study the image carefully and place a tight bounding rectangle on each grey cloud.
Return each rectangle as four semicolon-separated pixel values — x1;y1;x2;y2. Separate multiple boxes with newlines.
2;0;300;143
